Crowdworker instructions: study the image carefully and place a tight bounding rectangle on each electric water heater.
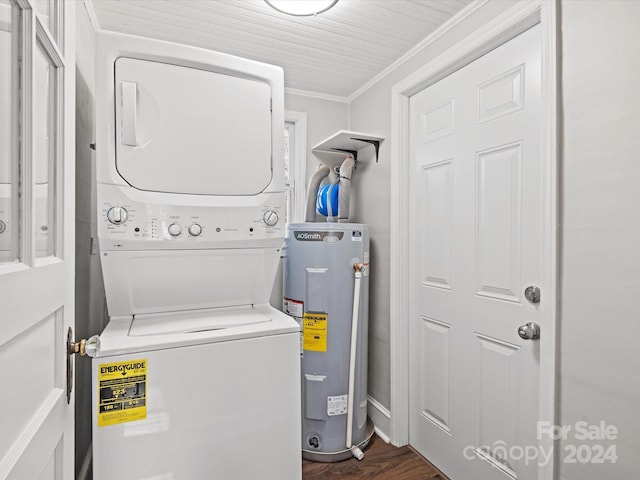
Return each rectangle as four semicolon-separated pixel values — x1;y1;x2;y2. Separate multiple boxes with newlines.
283;222;373;462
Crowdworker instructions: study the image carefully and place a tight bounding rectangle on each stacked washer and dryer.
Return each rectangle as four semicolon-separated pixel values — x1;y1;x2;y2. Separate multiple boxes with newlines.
91;32;301;479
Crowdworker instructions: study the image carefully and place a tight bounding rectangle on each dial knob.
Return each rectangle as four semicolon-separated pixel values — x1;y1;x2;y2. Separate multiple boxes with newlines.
188;223;202;236
106;206;128;225
168;223;182;237
263;210;279;227
0;220;6;234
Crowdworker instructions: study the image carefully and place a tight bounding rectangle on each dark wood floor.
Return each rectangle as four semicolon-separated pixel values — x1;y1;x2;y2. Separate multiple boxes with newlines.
302;436;448;480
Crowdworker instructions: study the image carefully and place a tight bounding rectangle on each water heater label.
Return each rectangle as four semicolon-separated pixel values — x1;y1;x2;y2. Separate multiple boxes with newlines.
283;297;303;317
327;394;348;416
294;231;344;242
303;312;328;352
97;359;147;427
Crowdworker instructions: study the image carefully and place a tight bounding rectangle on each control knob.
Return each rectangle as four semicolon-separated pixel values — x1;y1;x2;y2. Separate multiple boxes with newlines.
106;206;128;225
263;210;279;227
188;223;202;237
168;223;182;237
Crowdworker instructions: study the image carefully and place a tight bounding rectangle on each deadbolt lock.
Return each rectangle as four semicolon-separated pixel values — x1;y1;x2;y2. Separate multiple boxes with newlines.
524;286;541;304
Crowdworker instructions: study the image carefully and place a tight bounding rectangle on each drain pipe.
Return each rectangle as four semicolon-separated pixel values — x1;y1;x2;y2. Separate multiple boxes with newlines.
338;154;355;223
346;263;364;460
305;164;330;222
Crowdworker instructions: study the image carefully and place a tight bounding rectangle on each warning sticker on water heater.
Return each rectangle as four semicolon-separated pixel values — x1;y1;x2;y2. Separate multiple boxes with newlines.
283;297;303;318
303;312;328;352
97;359;147;427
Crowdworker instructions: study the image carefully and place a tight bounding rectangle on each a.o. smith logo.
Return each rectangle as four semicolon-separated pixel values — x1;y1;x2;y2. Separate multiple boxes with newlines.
294;231;344;242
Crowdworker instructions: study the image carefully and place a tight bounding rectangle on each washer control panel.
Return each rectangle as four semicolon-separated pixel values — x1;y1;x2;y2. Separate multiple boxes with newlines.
99;186;285;249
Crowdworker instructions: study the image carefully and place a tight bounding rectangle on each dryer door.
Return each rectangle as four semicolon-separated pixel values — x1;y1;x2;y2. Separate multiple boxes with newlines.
114;58;272;195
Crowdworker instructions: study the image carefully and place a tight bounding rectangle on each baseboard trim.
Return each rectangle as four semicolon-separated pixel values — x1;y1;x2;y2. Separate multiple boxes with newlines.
77;443;92;480
367;396;391;444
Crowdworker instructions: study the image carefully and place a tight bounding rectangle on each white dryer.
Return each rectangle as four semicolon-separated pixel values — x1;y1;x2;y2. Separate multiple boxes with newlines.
91;32;301;480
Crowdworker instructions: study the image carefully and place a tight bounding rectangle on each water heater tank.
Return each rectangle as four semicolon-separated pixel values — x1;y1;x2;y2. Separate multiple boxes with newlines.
283;223;373;461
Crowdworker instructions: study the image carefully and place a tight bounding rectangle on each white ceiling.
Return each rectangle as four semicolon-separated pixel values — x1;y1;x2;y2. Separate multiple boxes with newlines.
89;0;474;99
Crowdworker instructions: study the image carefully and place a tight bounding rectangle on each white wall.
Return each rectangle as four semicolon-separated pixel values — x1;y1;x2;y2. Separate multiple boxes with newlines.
348;0;517;411
75;3;106;478
285;93;349;181
559;1;640;477
270;93;349;307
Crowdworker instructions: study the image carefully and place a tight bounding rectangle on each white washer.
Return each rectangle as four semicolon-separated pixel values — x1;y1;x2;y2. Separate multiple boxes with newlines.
92;32;301;480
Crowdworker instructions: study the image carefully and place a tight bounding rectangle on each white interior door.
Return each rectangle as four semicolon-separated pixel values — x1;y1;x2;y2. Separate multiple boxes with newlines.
0;1;75;478
409;25;547;480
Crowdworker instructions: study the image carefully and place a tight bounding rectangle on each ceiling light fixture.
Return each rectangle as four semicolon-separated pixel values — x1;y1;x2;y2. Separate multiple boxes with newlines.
265;0;338;17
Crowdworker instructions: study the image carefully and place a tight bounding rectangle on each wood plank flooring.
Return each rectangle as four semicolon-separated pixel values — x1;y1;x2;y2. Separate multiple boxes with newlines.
302;436;448;480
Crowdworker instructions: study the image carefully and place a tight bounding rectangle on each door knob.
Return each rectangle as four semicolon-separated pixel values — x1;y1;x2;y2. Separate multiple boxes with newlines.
524;286;541;304
66;328;100;404
518;322;541;340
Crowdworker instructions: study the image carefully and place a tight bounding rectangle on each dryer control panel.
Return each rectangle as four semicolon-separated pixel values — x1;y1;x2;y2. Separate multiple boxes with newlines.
98;184;285;251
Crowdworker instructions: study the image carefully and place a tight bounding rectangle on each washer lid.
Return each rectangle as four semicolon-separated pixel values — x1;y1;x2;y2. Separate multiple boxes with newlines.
129;306;271;336
114;57;273;196
94;305;300;357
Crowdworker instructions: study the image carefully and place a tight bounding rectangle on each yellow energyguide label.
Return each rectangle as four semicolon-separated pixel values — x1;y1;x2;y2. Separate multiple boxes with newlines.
97;359;147;427
303;312;328;352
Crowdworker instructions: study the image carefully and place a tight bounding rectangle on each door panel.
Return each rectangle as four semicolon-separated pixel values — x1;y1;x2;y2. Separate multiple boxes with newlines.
409;24;544;480
477;65;525;123
419;316;452;432
0;1;74;479
475;142;522;302
419;161;453;289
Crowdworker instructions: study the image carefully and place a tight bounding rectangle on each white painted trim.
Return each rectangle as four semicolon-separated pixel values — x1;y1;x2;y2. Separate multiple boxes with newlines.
77;443;92;480
390;5;557;478
284;87;349;104
349;0;489;102
368;396;391;444
82;0;101;31
537;2;559;480
285;109;307;223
